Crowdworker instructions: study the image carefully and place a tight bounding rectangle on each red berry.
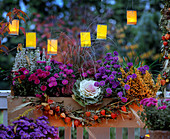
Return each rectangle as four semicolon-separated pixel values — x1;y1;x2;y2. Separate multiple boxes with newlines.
121;106;126;112
74;120;80;127
100;110;105;116
65;117;71;123
94;115;98;120
165;34;170;40
55;106;60;112
111;113;117;119
162;36;165;41
85;111;91;117
163;41;168;46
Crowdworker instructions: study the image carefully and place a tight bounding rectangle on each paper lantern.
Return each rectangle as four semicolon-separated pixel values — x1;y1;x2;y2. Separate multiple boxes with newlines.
80;32;91;47
9;19;19;35
47;39;57;55
97;24;107;39
127;10;137;25
26;32;36;49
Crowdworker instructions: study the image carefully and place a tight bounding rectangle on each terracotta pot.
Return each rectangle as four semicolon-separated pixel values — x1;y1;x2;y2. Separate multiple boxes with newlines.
149;130;170;139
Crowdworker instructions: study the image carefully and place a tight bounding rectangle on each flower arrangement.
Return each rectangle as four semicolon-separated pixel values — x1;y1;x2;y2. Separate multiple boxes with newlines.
0;116;59;139
138;98;170;131
12;52;76;96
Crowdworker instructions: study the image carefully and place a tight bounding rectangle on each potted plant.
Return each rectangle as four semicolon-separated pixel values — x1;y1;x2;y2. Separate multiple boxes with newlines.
138;98;170;138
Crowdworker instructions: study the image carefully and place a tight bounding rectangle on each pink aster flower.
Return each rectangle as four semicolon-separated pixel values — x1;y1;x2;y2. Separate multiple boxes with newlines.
45;71;50;76
23;69;29;75
37;69;42;74
82;72;87;77
62;79;68;85
20;75;26;80
41;85;47;91
121;97;127;103
36;94;42;98
63;74;67;77
54;73;59;78
66;69;73;75
59;71;64;75
34;79;40;84
45;65;51;70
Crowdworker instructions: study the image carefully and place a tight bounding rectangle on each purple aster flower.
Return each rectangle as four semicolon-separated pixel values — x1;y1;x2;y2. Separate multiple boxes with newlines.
106;53;112;56
94;82;100;87
118;72;122;75
106;88;112;94
19;130;25;136
111;60;116;64
104;61;108;64
62;79;68;85
132;73;137;79
82;72;87;77
143;65;149;70
112;82;118;88
124;84;130;90
100;81;105;86
109;74;115;80
113;51;119;56
127;75;132;80
127;62;133;67
105;65;111;68
45;66;51;70
113;64;119;68
95;73;101;79
111;71;117;75
23;69;29;75
113;57;119;61
96;60;102;64
102;75;108;79
121;97;127;103
117;91;123;97
106;69;111;73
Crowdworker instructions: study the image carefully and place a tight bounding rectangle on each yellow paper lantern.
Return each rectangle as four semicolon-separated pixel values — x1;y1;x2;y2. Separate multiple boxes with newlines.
9;19;19;35
97;24;107;39
47;39;58;55
127;10;137;25
26;32;36;49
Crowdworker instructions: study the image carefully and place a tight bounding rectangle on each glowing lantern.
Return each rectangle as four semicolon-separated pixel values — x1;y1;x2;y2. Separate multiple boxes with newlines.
9;19;19;35
127;10;137;25
97;24;107;39
47;39;57;55
80;32;91;47
26;32;36;49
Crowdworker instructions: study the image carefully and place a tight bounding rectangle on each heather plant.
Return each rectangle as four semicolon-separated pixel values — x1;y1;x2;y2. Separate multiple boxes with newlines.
138;98;170;131
0;116;59;139
12;59;76;96
118;65;161;101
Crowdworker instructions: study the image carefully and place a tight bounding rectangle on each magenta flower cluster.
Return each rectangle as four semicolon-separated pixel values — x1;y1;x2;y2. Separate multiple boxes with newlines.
0;116;59;139
12;60;75;96
140;98;157;107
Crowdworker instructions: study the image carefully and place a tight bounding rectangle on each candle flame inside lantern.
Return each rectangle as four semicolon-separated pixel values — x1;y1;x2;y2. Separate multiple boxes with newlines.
9;19;19;35
47;39;58;55
127;10;137;25
26;32;36;49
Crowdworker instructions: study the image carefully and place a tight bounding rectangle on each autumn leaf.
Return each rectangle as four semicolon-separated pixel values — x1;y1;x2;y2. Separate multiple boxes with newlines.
6;12;12;19
19;27;25;36
0;45;8;55
17;15;26;23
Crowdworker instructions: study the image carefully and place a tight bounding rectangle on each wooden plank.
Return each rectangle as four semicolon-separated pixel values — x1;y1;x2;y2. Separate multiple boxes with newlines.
116;128;122;139
65;127;71;139
128;128;135;139
8;97;145;128
77;127;83;139
3;110;8;126
89;127;110;139
140;128;146;136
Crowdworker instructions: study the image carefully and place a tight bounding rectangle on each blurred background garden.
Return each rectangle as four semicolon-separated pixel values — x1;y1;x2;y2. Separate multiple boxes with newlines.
0;0;162;90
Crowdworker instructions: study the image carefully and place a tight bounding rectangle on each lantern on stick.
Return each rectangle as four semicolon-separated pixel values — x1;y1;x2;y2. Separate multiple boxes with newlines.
9;19;19;35
127;10;137;25
47;39;57;55
26;32;36;49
